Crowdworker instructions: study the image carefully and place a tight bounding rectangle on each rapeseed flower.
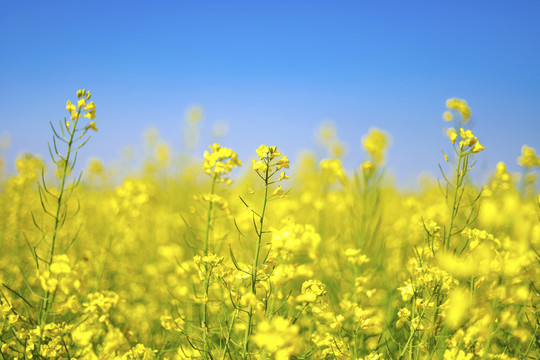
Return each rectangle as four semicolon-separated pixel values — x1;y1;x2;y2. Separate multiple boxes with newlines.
362;128;389;165
446;97;471;122
202;143;242;184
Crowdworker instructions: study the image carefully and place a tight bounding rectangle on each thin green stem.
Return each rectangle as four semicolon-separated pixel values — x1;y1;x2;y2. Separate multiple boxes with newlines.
40;111;80;328
221;307;239;360
202;175;217;360
242;161;270;360
49;116;79;266
446;151;464;251
399;290;436;359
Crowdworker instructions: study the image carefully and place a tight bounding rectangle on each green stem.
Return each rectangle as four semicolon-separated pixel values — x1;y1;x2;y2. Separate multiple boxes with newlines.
38;110;82;354
399;290;436;359
446;151;464;251
243;161;270;359
49;116;79;266
221;307;239;360
202;175;217;360
40;111;80;327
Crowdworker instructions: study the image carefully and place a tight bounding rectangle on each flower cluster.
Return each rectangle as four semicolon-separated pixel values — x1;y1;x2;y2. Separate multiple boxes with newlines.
362;128;389;165
444;97;471;123
447;128;485;153
252;316;302;359
1;97;537;360
252;144;290;180
202;143;242;184
517;145;540;168
65;89;97;132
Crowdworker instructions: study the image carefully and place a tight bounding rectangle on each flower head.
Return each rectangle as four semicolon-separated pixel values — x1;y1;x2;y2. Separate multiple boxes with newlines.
446;98;471;122
517;145;539;168
66;90;97;127
202;144;242;184
362;128;389;165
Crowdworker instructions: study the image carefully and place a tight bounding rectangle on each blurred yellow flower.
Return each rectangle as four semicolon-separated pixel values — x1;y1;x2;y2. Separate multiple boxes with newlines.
85;121;98;132
517;145;538;167
446;97;471;122
362;128;389;165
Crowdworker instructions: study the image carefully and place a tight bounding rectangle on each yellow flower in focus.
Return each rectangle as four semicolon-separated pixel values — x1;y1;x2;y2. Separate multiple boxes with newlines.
278;171;289;181
256;144;270;160
256;144;282;160
77;98;86;109
84;101;96;119
447;128;458;145
66;100;76;114
252;159;267;172
276;155;290;170
202;144;242;183
458;128;481;151
471;142;485;153
84;101;96;111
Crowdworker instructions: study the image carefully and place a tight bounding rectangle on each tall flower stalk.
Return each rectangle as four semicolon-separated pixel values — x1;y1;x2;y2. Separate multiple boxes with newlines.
239;145;289;359
441;127;484;251
37;90;97;327
199;144;241;359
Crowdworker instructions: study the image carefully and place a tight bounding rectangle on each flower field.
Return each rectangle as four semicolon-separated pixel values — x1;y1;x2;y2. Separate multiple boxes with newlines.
0;91;538;359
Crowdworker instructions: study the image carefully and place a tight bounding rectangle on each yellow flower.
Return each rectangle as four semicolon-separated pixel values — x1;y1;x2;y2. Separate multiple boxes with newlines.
471;142;485;153
442;111;453;122
447;128;458;145
458;128;478;150
77;98;86;109
84;101;96;112
186;106;203;122
362;128;389;165
256;144;270;160
202;144;242;182
252;159;267;172
278;171;289;181
84;111;96;120
517;145;537;167
85;121;98;132
276;155;290;170
252;317;302;359
362;161;374;174
446;97;471;122
66;100;77;114
240;292;258;307
272;185;283;196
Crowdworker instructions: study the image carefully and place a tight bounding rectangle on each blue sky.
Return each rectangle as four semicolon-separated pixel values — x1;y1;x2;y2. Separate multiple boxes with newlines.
1;0;539;186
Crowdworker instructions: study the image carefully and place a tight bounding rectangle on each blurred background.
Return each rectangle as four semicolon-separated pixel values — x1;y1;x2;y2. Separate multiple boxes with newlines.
1;0;539;188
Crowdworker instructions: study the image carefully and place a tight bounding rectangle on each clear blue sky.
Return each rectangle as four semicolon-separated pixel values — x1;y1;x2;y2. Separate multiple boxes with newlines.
1;0;539;186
